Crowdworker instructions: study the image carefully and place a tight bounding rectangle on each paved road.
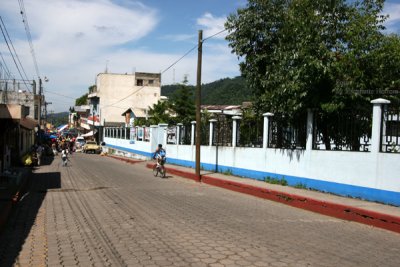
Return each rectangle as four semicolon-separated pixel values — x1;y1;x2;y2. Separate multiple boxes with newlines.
0;153;399;267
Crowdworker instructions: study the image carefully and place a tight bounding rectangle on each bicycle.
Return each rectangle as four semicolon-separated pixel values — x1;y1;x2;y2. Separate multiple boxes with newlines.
152;159;166;178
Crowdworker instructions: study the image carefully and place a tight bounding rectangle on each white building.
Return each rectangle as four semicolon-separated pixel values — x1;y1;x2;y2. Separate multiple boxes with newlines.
88;72;162;125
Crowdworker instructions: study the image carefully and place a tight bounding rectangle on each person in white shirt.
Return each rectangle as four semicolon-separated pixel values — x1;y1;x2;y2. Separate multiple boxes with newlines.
61;149;68;166
36;144;44;166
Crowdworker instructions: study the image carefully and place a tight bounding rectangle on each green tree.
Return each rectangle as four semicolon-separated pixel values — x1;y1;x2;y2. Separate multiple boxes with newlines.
169;81;195;124
225;0;400;149
148;100;171;125
75;93;88;106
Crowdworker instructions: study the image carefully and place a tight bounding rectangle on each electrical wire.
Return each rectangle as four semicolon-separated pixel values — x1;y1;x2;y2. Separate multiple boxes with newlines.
160;28;227;75
161;45;198;74
0;16;32;92
0;16;31;85
202;28;227;42
104;28;228;110
18;0;40;79
44;89;77;100
0;51;13;79
101;85;146;109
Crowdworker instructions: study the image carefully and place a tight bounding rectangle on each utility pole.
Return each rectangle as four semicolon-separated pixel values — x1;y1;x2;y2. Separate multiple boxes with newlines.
38;78;42;128
44;101;52;126
195;30;203;181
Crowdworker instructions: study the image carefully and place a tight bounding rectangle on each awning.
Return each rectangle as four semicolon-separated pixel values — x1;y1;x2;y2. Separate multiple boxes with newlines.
57;124;68;132
20;117;38;130
81;130;96;137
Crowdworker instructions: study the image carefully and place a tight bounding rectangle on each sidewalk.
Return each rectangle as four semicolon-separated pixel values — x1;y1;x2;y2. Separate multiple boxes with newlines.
136;158;400;234
0;168;31;232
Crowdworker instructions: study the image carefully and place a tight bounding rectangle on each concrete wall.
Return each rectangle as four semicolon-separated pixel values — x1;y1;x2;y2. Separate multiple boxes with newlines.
103;100;400;206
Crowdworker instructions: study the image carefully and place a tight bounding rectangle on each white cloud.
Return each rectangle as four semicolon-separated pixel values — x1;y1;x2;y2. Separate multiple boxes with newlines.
383;2;400;33
1;1;240;112
197;13;227;39
160;34;196;42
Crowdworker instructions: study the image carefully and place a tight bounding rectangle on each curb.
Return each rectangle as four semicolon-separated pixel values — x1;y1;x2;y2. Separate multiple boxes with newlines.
142;163;400;234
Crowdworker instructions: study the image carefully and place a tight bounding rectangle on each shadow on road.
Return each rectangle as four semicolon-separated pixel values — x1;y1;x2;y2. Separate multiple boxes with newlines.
0;168;61;267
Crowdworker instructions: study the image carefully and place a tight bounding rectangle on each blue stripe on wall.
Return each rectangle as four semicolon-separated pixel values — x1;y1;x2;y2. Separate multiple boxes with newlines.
106;144;153;158
106;145;400;207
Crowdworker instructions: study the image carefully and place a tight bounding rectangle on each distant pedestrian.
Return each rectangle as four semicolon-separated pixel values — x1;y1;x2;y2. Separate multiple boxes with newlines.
36;144;44;166
61;149;68;167
52;142;58;156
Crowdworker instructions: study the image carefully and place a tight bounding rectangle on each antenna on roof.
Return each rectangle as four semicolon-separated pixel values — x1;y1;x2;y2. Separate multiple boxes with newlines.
105;60;109;73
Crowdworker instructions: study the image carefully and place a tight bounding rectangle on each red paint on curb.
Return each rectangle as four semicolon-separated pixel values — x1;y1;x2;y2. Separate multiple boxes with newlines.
144;164;400;234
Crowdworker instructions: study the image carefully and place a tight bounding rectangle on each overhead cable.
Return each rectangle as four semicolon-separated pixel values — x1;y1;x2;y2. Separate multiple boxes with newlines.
160;28;228;75
0;16;32;92
18;0;40;79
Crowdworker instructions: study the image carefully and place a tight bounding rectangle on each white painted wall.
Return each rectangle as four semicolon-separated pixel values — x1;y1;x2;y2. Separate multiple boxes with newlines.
102;99;400;206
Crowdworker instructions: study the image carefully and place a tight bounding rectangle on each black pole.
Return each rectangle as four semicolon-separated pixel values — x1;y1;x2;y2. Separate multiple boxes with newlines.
195;30;203;181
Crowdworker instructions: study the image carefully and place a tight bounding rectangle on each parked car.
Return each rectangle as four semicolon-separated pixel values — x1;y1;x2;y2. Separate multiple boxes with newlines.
75;136;86;149
82;140;101;154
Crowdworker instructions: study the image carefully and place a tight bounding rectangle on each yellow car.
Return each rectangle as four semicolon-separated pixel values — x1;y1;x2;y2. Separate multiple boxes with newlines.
82;140;101;154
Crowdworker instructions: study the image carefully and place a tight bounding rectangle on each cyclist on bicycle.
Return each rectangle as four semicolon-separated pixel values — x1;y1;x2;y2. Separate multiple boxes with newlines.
153;144;166;166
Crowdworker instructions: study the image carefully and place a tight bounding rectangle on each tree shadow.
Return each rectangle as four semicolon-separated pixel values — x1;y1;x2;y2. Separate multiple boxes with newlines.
0;171;61;266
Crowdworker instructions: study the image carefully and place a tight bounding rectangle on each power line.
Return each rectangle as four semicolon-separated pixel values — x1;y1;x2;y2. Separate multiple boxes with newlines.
0;51;13;80
44;89;76;100
203;28;227;42
160;28;228;75
102;85;146;109
97;28;228;110
161;45;198;74
90;29;226;110
0;16;31;92
18;0;40;79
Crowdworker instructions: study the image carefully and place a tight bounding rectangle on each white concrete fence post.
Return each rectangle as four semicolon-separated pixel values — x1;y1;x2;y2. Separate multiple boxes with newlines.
263;113;274;149
191;121;196;146
306;109;314;151
158;123;168;147
177;123;183;145
150;125;158;151
232;116;242;147
370;98;391;153
209;119;217;146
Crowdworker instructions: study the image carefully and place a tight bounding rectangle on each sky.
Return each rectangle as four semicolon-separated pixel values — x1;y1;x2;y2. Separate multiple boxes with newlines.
1;0;400;113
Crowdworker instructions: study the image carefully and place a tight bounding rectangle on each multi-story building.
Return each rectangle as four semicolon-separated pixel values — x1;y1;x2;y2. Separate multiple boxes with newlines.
88;72;162;126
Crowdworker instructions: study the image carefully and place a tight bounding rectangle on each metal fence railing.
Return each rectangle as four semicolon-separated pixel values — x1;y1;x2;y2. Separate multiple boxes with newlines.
212;116;233;146
313;109;371;152
382;105;400;153
179;124;192;145
237;116;263;148
268;114;307;149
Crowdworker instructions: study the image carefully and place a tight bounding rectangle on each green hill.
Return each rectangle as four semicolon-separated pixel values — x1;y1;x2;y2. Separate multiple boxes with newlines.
48;112;69;126
161;76;252;105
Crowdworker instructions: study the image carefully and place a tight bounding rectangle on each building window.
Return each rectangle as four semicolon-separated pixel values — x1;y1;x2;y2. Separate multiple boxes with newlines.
137;79;143;86
148;79;154;85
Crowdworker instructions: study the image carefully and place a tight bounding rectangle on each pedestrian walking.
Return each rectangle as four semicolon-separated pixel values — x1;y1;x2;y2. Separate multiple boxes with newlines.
36;144;44;166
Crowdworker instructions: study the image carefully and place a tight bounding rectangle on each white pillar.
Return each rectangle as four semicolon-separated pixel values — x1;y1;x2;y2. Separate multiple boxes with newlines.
191;121;196;146
263;113;274;149
370;98;390;153
158;123;168;147
306;109;314;151
232;116;242;147
209;119;217;146
177;123;182;145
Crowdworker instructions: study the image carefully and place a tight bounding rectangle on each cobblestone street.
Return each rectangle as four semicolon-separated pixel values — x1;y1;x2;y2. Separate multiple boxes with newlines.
0;153;399;267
